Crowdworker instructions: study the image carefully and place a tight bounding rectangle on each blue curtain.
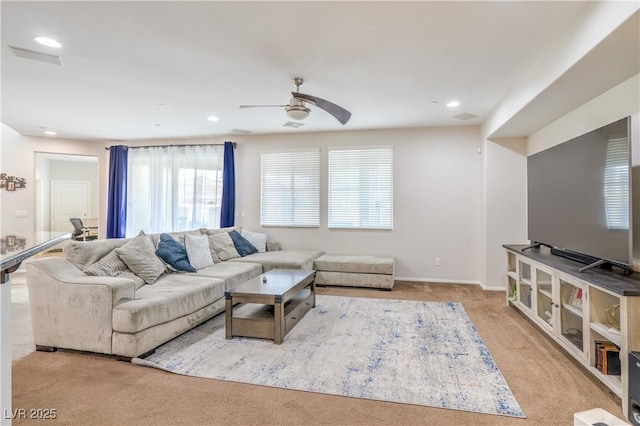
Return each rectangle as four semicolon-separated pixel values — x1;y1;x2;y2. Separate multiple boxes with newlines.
107;145;128;238
220;141;235;227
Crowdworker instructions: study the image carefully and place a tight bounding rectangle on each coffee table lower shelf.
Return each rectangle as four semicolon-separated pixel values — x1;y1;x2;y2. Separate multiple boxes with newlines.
227;287;315;344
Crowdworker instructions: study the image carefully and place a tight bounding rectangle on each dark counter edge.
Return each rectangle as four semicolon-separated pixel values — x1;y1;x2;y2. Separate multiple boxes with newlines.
1;232;71;284
504;244;640;297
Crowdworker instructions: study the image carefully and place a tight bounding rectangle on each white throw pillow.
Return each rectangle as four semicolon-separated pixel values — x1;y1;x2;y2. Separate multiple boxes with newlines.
241;229;268;253
184;234;215;270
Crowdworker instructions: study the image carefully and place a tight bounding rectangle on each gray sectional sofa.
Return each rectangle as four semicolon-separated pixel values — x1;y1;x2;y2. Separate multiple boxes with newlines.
26;228;324;360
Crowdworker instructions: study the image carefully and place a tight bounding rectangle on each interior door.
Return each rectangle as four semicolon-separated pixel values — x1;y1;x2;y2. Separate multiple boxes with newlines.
51;180;90;232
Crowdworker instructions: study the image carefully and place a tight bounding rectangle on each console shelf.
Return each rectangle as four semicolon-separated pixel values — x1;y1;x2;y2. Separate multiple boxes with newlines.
504;244;640;419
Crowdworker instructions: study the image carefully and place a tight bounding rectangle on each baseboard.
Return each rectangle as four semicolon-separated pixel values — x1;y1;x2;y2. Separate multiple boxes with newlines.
394;277;505;292
483;285;507;292
394;277;483;286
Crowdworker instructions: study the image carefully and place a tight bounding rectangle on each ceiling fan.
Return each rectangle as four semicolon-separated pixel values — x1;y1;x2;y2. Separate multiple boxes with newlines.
239;78;351;125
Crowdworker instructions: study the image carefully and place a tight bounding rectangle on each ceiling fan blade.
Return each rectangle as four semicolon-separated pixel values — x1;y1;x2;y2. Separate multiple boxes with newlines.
239;104;287;108
292;92;351;125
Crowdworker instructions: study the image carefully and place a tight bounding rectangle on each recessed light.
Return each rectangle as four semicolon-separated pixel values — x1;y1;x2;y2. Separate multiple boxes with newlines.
207;116;220;122
44;130;56;136
446;100;461;108
35;36;62;48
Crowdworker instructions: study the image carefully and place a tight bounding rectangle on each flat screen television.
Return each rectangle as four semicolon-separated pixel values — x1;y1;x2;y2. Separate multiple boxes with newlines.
527;116;632;272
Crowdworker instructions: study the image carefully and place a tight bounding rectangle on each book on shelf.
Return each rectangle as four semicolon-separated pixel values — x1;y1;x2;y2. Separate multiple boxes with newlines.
567;287;583;308
595;340;621;375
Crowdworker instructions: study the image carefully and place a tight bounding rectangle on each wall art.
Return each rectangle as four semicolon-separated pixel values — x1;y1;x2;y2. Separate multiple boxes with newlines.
0;173;27;191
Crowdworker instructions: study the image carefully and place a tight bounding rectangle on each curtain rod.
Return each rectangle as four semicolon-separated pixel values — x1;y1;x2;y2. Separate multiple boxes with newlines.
105;142;236;150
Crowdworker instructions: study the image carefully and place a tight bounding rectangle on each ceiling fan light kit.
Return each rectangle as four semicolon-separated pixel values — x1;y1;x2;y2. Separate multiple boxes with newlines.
285;99;310;121
240;78;351;125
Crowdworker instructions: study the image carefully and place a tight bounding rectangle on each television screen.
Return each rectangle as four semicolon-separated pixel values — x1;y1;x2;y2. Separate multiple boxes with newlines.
527;116;631;266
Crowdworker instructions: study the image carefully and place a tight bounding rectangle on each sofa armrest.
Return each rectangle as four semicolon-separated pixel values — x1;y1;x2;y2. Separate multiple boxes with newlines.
26;257;135;306
25;257;136;354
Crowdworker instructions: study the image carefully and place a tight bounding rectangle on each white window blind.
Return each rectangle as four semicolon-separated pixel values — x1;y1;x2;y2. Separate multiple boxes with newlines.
604;137;629;230
261;149;320;227
328;146;393;229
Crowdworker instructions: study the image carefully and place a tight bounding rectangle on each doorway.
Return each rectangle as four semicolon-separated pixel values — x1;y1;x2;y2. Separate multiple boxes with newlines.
34;153;98;234
51;181;91;232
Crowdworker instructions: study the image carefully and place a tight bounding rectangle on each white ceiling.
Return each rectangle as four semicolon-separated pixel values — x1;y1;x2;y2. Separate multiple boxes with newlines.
0;1;635;142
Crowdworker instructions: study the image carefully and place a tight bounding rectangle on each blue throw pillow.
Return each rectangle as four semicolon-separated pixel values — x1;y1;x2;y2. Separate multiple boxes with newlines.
228;230;258;257
155;233;196;273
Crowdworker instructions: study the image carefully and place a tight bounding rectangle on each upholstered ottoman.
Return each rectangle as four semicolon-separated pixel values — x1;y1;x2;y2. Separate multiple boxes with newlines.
313;254;395;290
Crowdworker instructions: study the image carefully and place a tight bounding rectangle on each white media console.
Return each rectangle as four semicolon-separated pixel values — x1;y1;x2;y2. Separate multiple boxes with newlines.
504;244;640;419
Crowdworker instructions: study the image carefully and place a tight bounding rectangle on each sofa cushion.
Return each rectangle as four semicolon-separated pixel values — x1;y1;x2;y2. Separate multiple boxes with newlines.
314;254;395;275
195;261;263;290
315;271;394;289
116;234;167;284
83;249;146;290
155;233;196;273
184;234;215;269
208;232;240;261
241;229;267;252
229;250;324;272
112;274;225;333
228;230;258;257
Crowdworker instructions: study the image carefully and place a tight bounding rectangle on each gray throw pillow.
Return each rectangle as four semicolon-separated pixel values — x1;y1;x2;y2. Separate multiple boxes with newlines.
115;234;166;284
208;232;240;261
83;249;146;290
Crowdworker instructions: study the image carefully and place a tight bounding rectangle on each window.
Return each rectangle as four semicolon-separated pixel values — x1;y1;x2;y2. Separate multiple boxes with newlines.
328;146;393;229
261;149;320;227
604;137;629;230
126;145;224;236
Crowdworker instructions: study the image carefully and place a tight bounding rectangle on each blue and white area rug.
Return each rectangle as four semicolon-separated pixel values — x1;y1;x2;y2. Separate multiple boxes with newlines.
133;295;525;418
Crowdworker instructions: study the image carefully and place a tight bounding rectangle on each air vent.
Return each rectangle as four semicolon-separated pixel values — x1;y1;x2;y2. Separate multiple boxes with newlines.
231;129;252;135
9;46;63;65
283;121;305;128
453;113;478;121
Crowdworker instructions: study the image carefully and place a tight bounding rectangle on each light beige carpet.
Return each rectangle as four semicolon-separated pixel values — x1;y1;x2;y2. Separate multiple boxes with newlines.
12;282;622;425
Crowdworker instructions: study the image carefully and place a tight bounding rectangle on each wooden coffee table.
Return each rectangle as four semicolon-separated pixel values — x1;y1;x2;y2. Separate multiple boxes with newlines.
224;269;316;344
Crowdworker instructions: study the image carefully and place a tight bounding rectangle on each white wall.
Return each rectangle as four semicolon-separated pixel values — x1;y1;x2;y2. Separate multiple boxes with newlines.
482;137;528;290
483;1;638;138
3;123;483;283
34;155;51;231
134;126;484;283
527;74;640;156
0;124;107;238
233;126;483;282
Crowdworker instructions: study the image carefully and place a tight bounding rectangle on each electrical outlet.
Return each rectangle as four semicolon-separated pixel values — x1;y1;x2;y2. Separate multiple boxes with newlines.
435;257;441;266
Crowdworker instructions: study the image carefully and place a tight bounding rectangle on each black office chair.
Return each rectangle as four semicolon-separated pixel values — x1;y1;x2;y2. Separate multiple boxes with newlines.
70;218;98;241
